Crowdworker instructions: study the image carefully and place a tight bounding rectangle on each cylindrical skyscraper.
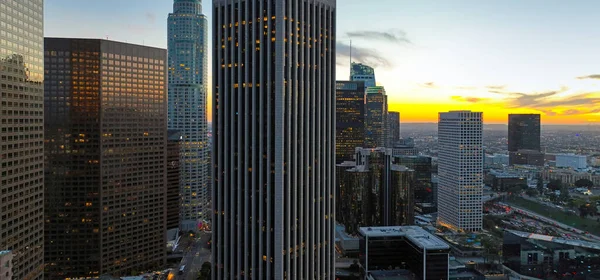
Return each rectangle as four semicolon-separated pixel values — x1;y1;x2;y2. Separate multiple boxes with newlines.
212;0;336;279
168;0;210;230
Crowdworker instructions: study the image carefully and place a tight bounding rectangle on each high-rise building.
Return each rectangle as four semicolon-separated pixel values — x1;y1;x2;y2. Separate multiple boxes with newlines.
438;111;483;232
167;130;182;230
365;86;387;148
336;81;365;163
44;38;167;278
212;0;336;279
350;62;376;90
393;156;433;208
387;111;400;147
508;114;541;152
337;148;414;234
0;1;45;279
168;0;210;230
508;114;541;166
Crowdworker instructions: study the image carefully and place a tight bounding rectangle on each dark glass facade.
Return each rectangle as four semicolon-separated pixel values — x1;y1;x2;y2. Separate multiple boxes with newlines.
167;130;181;230
336;81;365;163
508;114;541;152
393;156;433;205
387;111;400;147
44;38;167;278
212;0;336;279
0;1;45;279
350;62;376;89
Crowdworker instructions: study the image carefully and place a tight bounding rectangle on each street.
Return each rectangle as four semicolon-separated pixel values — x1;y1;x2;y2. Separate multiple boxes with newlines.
167;232;212;280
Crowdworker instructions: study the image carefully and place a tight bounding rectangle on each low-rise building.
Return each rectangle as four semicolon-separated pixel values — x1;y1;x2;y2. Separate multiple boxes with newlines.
0;251;13;280
485;170;527;192
556;154;587;169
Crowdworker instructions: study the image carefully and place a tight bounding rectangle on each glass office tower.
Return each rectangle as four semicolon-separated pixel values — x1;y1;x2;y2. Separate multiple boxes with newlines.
336;81;365;163
168;0;210;230
44;38;167;278
0;1;45;279
212;0;337;278
365;86;387;148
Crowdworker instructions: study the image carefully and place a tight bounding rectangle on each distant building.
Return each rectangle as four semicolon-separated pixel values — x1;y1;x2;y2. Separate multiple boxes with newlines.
485;170;526;192
365;87;388;148
508;114;541;165
485;154;509;167
44;38;167;278
336;81;366;163
391;138;419;156
336;148;415;234
0;251;13;280
503;229;600;279
387;111;400;147
438;111;483;232
556;154;587;169
351;62;376;89
359;226;451;280
509;149;544;166
167;130;181;230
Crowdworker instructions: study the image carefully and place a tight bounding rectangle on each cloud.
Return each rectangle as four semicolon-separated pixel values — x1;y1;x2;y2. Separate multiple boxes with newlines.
145;12;156;24
420;82;437;88
346;29;412;45
337;41;392;68
451;96;490;103
577;74;600;80
486;85;507;90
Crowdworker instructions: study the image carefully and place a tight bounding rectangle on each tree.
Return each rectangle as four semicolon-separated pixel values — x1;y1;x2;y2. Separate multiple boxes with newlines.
197;262;211;280
525;188;538;197
536;176;544;193
507;185;523;196
559;186;570;202
575;179;594;188
547;179;562;191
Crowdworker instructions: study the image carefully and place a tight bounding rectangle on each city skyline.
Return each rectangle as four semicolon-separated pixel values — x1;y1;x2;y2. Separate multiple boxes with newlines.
45;0;600;124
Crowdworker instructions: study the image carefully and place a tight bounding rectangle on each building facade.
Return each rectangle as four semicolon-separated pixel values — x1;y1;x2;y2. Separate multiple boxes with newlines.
44;38;167;278
168;0;210;229
212;0;336;279
358;226;450;280
337;148;415;234
508;114;541;165
556;154;587;169
0;1;45;279
167;130;181;230
0;251;14;280
336;80;365;163
365;86;387;148
387;111;400;147
438;111;483;232
350;62;376;89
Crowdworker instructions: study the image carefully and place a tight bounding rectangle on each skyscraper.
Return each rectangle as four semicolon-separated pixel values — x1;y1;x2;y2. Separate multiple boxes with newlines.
336;81;365;163
365;86;387;148
44;38;167;278
387;111;400;147
212;0;336;279
508;114;541;152
350;62;376;89
167;130;182;230
168;0;210;229
508;114;541;166
438;111;483;232
0;1;45;279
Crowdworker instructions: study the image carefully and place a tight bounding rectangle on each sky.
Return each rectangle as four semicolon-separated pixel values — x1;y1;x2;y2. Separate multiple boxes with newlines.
45;0;600;124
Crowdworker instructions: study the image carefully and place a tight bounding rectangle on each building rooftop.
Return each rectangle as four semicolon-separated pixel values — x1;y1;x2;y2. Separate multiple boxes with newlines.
359;226;450;250
506;229;600;250
368;269;414;280
337;161;356;167
0;250;10;256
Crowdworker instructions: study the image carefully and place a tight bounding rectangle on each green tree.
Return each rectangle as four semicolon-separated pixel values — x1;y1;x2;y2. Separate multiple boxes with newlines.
575;178;594;188
536;176;544;193
198;262;211;280
525;188;538;197
547;179;562;191
559;186;570;202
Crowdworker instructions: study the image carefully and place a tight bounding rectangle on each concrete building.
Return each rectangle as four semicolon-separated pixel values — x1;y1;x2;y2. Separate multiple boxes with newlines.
365;86;388;148
359;226;451;280
509;149;544;166
0;1;45;279
336;81;366;163
168;0;210;230
0;251;13;280
44;38;167;278
438;111;483;232
485;153;509;167
212;0;336;278
337;148;415;234
391;138;419;156
556;154;587;169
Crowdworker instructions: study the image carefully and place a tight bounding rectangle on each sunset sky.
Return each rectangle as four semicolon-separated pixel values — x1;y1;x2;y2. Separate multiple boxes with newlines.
46;0;600;124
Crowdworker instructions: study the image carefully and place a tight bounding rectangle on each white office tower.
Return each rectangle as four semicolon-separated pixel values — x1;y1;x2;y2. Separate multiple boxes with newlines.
437;111;483;232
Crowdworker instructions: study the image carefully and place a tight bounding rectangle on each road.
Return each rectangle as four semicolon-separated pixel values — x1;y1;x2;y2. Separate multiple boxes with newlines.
167;232;212;280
